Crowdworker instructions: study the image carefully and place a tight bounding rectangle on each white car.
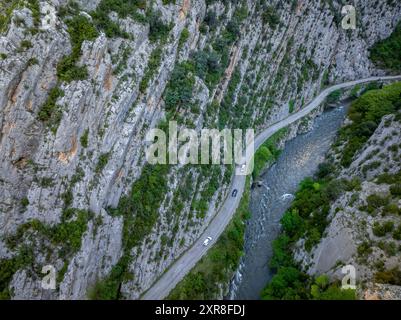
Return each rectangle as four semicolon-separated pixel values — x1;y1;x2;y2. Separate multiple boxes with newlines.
240;164;246;173
203;236;212;246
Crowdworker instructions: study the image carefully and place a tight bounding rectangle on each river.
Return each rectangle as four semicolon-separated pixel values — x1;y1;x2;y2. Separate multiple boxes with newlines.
229;104;348;300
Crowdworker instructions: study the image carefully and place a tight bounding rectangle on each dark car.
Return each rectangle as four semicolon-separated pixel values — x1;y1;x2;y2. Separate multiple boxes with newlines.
232;189;238;197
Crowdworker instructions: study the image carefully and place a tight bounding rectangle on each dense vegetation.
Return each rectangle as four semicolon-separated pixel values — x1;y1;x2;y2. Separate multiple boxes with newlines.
261;5;280;29
0;246;34;299
261;174;358;300
57;15;98;82
80;129;89;148
338;82;401;166
90;0;171;41
252;129;286;179
0;1;20;34
1;0;40;34
37;87;65;133
284;176;360;251
7;209;93;253
164;62;196;114
370;23;401;72
140;47;163;92
326;89;342;105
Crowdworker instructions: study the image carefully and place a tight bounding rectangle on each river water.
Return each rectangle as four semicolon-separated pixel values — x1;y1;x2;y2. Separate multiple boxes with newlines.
229;105;348;300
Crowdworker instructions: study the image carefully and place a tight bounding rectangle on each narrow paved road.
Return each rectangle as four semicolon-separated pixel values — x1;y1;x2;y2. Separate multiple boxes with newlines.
142;75;401;300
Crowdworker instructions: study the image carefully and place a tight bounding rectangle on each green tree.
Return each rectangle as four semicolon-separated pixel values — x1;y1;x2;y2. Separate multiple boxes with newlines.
281;209;303;238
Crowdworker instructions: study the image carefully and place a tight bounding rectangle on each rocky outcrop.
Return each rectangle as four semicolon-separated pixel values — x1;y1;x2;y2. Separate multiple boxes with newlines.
1;0;400;299
294;112;401;299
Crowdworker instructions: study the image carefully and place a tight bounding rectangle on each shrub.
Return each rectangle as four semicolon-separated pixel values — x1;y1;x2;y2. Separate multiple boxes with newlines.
38;87;65;133
316;162;335;179
390;183;401;196
91;0;147;37
27;0;40;28
3;209;92;298
20;40;33;51
327;90;341;104
261;267;309;300
192;49;223;89
0;248;34;299
89;255;131;300
95;164;170;299
148;11;171;42
71;167;85;185
376;171;401;184
269;235;293;270
366;194;389;209
378;241;397;256
40;177;54;188
289;99;295;113
225;20;240;42
164;62;195;112
372;221;394;237
57;56;89;82
357;241;372;257
252;129;285;178
95;153;110;173
57;15;98;82
317;285;356;300
204;10;217;31
375;268;401;285
139;47;163;93
62;189;73;207
0;258;18;299
91;7;128;38
383;203;400;216
27;57;38;66
369;23;401;72
262;6;280;29
20;197;29;208
0;0;20;34
392;224;401;240
281;209;303;238
80;129;89;148
178;27;189;49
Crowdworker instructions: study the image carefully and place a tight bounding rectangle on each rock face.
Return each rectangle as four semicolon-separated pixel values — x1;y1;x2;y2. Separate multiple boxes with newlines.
294;112;401;299
0;0;400;299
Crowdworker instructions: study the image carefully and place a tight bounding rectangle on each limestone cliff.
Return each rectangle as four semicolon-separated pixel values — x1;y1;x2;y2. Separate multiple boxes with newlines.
0;0;400;299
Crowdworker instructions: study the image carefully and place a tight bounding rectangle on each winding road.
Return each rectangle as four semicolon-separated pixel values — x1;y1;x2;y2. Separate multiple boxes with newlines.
142;75;401;300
